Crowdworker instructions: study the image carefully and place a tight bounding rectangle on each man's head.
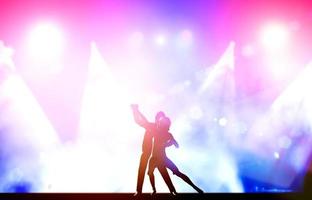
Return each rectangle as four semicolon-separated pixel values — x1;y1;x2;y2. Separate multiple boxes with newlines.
158;116;171;131
155;111;165;122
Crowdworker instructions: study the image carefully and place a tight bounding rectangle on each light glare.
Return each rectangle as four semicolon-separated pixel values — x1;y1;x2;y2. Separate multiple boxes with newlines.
28;23;64;62
155;35;167;46
261;24;289;51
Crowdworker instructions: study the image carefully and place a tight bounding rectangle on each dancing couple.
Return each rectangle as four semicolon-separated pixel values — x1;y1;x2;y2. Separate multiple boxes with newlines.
131;104;203;195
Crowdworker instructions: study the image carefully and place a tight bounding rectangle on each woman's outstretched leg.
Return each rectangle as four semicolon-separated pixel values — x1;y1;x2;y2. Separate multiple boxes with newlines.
175;171;203;193
166;157;204;193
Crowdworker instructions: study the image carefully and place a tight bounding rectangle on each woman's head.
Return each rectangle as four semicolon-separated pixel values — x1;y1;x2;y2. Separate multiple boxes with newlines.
158;116;171;131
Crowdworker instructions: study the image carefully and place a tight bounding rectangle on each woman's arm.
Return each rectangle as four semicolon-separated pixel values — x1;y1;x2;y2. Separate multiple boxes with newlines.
166;133;179;148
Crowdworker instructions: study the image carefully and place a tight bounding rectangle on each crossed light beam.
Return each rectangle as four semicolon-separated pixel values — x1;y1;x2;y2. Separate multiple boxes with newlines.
0;41;60;192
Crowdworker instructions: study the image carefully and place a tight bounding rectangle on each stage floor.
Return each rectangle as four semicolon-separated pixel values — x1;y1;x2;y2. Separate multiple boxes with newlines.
0;193;308;200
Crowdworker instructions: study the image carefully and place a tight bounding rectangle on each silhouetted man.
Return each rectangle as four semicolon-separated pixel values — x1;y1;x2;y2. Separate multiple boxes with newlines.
131;104;176;195
148;116;204;194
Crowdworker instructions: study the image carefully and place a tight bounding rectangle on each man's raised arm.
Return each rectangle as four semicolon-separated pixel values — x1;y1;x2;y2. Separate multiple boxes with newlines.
131;104;150;129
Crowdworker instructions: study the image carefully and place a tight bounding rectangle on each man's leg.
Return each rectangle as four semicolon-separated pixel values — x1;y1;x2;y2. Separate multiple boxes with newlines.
147;157;157;194
165;157;203;193
136;152;149;193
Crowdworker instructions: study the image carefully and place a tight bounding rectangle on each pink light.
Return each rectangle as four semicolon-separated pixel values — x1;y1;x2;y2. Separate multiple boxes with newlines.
129;31;144;49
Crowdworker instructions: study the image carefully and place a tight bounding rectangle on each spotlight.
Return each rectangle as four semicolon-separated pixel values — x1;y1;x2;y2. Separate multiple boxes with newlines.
274;152;280;159
261;24;289;52
27;23;64;63
155;34;166;46
219;117;228;127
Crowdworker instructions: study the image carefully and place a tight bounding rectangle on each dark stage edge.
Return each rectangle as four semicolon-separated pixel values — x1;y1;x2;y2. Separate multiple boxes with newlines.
0;193;311;200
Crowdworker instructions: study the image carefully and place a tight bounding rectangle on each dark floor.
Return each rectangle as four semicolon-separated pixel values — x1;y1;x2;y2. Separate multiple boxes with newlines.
0;193;310;200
